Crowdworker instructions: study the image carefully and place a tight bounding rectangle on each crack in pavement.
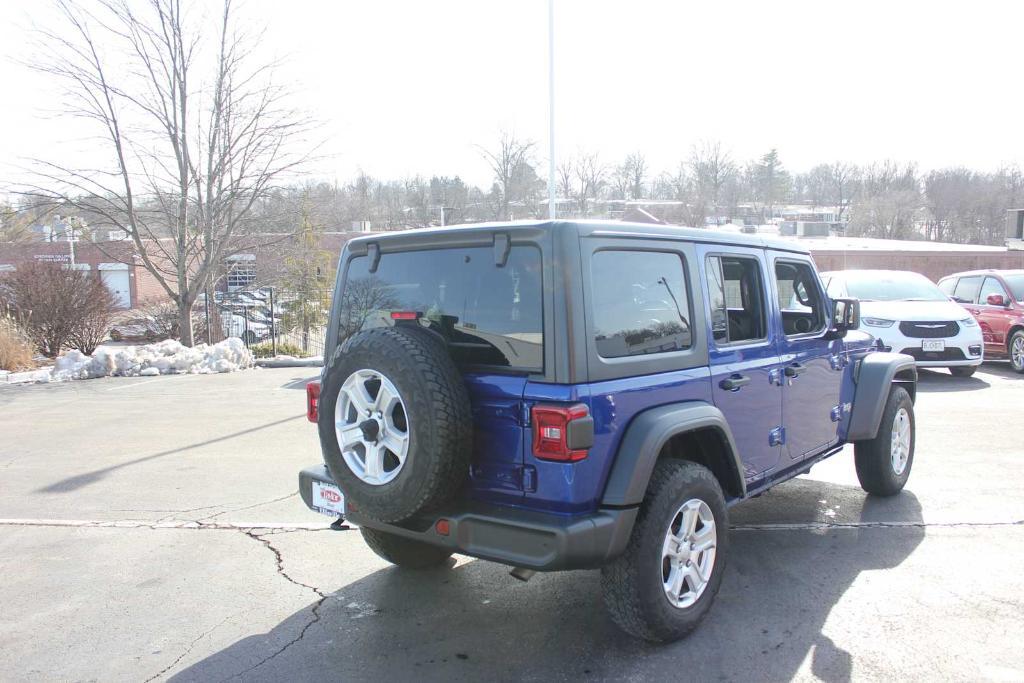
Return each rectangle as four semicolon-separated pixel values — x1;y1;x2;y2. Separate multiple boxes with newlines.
143;612;241;683
222;529;330;681
129;523;347;681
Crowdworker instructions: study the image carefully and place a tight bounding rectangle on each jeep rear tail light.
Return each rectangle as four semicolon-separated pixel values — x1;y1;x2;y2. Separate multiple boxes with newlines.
390;311;420;320
531;403;594;462
306;381;321;423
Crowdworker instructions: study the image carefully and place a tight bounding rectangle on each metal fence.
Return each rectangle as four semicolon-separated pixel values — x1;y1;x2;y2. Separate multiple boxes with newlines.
202;286;332;357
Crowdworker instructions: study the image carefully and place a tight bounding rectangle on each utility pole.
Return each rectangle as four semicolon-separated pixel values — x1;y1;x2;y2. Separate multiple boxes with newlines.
547;0;556;220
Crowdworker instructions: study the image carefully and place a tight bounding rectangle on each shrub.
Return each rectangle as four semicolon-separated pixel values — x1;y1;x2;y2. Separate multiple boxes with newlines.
249;341;307;358
0;309;35;371
0;261;116;357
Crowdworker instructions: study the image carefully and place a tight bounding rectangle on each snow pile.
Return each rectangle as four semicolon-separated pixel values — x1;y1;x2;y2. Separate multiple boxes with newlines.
41;338;254;382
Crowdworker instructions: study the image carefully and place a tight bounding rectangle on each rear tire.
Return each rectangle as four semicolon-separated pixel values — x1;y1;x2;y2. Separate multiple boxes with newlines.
1010;330;1024;373
854;386;915;496
601;460;728;642
360;527;453;569
949;366;976;378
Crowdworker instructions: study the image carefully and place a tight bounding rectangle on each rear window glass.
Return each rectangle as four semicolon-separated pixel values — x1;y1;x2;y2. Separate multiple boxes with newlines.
590;250;692;358
338;246;543;371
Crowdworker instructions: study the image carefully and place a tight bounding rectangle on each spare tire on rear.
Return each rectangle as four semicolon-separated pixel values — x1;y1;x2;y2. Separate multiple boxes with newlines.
318;325;472;523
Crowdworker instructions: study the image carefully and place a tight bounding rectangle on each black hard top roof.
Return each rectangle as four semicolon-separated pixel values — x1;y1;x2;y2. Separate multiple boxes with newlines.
347;219;811;255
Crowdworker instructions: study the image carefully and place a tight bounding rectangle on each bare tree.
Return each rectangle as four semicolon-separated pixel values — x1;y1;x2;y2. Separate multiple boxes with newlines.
610;152;648;201
829;162;860;222
17;0;312;345
571;152;606;217
849;162;920;239
557;161;574;202
478;132;536;221
624;152;648;200
689;141;735;219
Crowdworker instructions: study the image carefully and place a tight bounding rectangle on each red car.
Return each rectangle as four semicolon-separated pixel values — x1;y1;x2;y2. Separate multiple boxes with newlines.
938;269;1024;372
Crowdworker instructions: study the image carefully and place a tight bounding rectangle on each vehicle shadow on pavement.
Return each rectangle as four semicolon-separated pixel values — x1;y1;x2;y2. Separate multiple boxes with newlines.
915;369;989;393
979;362;1024;381
280;377;317;391
35;415;306;494
172;482;924;683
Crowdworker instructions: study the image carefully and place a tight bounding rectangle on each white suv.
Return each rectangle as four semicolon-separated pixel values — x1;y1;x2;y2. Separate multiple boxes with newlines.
820;269;983;377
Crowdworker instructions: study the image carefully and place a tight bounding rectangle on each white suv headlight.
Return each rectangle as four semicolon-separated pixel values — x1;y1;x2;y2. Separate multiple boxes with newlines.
862;317;896;328
959;317;978;327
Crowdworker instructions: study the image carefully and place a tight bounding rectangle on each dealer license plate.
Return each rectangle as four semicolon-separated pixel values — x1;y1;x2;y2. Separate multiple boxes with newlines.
921;340;945;352
311;480;345;517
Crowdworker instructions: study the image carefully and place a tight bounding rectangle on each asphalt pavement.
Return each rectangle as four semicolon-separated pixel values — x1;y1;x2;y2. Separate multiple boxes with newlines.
1;365;1022;682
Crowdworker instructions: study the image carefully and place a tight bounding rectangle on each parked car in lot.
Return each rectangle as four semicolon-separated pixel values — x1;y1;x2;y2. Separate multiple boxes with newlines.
820;269;983;377
938;269;1024;373
300;221;919;642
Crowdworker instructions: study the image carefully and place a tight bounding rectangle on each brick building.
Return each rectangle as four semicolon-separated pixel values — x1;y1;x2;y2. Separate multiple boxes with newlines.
0;239;163;309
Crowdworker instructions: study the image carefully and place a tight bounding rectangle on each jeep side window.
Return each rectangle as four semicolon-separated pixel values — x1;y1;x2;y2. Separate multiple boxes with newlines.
952;276;983;304
938;277;957;297
774;260;826;336
590;250;692;358
705;255;766;344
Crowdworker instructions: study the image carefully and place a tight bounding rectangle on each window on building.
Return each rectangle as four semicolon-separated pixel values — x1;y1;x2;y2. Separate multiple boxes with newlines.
706;255;766;344
591;250;691;358
226;254;256;291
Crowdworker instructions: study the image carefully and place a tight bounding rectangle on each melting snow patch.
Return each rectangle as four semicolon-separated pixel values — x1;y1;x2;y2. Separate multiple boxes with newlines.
6;338;253;384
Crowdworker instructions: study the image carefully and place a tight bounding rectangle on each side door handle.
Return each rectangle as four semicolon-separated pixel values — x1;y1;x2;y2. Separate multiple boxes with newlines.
784;362;806;378
719;374;751;391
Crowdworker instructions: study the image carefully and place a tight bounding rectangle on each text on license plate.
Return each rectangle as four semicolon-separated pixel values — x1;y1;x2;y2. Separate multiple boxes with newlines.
311;480;345;516
922;340;945;352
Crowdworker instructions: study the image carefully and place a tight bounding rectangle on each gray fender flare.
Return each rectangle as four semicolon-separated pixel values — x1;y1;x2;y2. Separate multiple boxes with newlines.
847;352;917;442
601;401;746;507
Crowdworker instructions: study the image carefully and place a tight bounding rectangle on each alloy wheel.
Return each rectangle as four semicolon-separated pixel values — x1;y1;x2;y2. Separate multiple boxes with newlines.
890;407;912;475
661;498;717;609
335;369;410;485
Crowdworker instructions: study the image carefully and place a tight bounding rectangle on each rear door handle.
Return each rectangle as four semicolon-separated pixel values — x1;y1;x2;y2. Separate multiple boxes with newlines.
784;362;806;377
719;374;751;391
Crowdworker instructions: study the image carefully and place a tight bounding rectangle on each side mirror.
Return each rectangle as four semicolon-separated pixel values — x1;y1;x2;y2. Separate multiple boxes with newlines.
987;293;1008;307
830;297;860;339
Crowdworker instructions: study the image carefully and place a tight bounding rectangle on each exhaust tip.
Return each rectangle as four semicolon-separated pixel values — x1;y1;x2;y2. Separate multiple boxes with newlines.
509;567;536;582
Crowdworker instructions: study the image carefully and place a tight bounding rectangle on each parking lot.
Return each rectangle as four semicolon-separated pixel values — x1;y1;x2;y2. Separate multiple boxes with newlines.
1;365;1023;682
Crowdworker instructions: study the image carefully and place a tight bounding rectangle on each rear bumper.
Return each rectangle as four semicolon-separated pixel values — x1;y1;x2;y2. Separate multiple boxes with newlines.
299;465;638;571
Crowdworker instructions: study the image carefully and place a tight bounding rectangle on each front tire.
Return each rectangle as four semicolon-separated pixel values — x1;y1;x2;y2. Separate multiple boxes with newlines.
854;386;915;496
601;460;728;642
949;366;976;378
360;527;453;569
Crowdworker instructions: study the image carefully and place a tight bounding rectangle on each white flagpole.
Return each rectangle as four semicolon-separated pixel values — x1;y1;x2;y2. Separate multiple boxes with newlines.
547;0;556;220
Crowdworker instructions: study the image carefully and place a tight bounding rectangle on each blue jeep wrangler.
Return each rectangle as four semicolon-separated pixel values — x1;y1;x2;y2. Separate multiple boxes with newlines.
299;220;917;642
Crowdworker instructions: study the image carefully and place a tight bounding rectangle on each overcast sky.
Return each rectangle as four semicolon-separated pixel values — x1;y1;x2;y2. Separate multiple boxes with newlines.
1;0;1022;188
